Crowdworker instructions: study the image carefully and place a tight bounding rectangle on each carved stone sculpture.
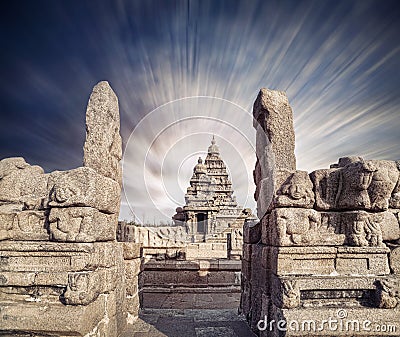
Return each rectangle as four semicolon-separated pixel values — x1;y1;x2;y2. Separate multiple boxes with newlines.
273;279;300;309
269;208;346;246
48;167;120;214
344;211;384;247
311;158;398;211
63;271;100;305
275;170;314;208
49;207;117;242
376;278;399;309
0;210;48;241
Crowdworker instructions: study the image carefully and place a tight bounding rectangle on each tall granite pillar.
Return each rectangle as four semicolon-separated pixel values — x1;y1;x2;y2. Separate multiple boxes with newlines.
241;88;400;336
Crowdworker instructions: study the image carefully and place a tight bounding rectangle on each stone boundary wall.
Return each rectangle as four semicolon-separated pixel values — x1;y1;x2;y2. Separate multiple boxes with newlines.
141;259;241;296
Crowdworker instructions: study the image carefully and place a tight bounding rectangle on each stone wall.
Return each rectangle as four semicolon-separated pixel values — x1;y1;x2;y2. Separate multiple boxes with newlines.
117;221;243;260
0;81;142;336
241;88;400;336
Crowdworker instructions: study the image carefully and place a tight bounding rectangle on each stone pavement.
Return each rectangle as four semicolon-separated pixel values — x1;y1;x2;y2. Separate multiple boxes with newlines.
121;308;256;337
120;292;256;337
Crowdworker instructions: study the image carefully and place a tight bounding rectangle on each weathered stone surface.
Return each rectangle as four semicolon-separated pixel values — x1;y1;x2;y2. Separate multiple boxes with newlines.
390;161;400;208
63;271;101;305
311;159;398;211
274;170;314;208
0;293;107;335
122;242;142;260
49;206;117;242
375;277;400;309
268;208;345;246
271;278;300;309
0;210;48;241
83;81;122;185
272;246;337;276
253;88;296;171
336;246;390;275
0;157;48;207
243;220;261;244
257;177;274;219
389;246;400;274
48;167;120;214
376;211;400;241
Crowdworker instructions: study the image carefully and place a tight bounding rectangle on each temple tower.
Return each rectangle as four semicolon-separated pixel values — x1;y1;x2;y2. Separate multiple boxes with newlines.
173;137;253;243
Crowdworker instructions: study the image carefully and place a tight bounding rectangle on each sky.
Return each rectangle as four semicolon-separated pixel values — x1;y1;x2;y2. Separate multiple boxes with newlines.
1;0;399;223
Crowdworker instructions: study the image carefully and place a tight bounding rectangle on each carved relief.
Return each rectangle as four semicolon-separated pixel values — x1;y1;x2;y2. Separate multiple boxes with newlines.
49;207;116;242
0;210;48;241
344;212;384;247
270;208;345;246
376;278;400;309
311;159;398;211
48;167;120;214
273;279;300;309
275;170;314;208
63;272;100;305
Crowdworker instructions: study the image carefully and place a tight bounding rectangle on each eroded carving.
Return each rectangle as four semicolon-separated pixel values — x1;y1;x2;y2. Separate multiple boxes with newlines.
270;208;345;246
63;272;100;305
275;170;314;208
311;159;398;211
49;207;116;242
376;278;400;309
48;167;120;214
273;279;300;309
344;212;384;247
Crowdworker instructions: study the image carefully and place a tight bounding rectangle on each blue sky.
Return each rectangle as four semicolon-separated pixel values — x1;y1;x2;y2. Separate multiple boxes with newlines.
1;0;399;222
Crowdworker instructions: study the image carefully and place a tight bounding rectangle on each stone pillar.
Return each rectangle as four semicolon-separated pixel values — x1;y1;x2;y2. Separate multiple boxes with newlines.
84;81;122;187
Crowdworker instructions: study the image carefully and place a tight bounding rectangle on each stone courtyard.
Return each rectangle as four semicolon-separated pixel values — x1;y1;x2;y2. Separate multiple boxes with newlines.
0;81;399;336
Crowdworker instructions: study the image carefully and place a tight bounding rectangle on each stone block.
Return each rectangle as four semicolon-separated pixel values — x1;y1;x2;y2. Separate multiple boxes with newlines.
48;167;120;214
336;246;390;276
0;157;48;206
207;271;236;286
122;242;142;260
0;210;48;241
49;206;117;242
141;270;177;286
125;258;142;278
272;246;337;276
0;293;107;335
